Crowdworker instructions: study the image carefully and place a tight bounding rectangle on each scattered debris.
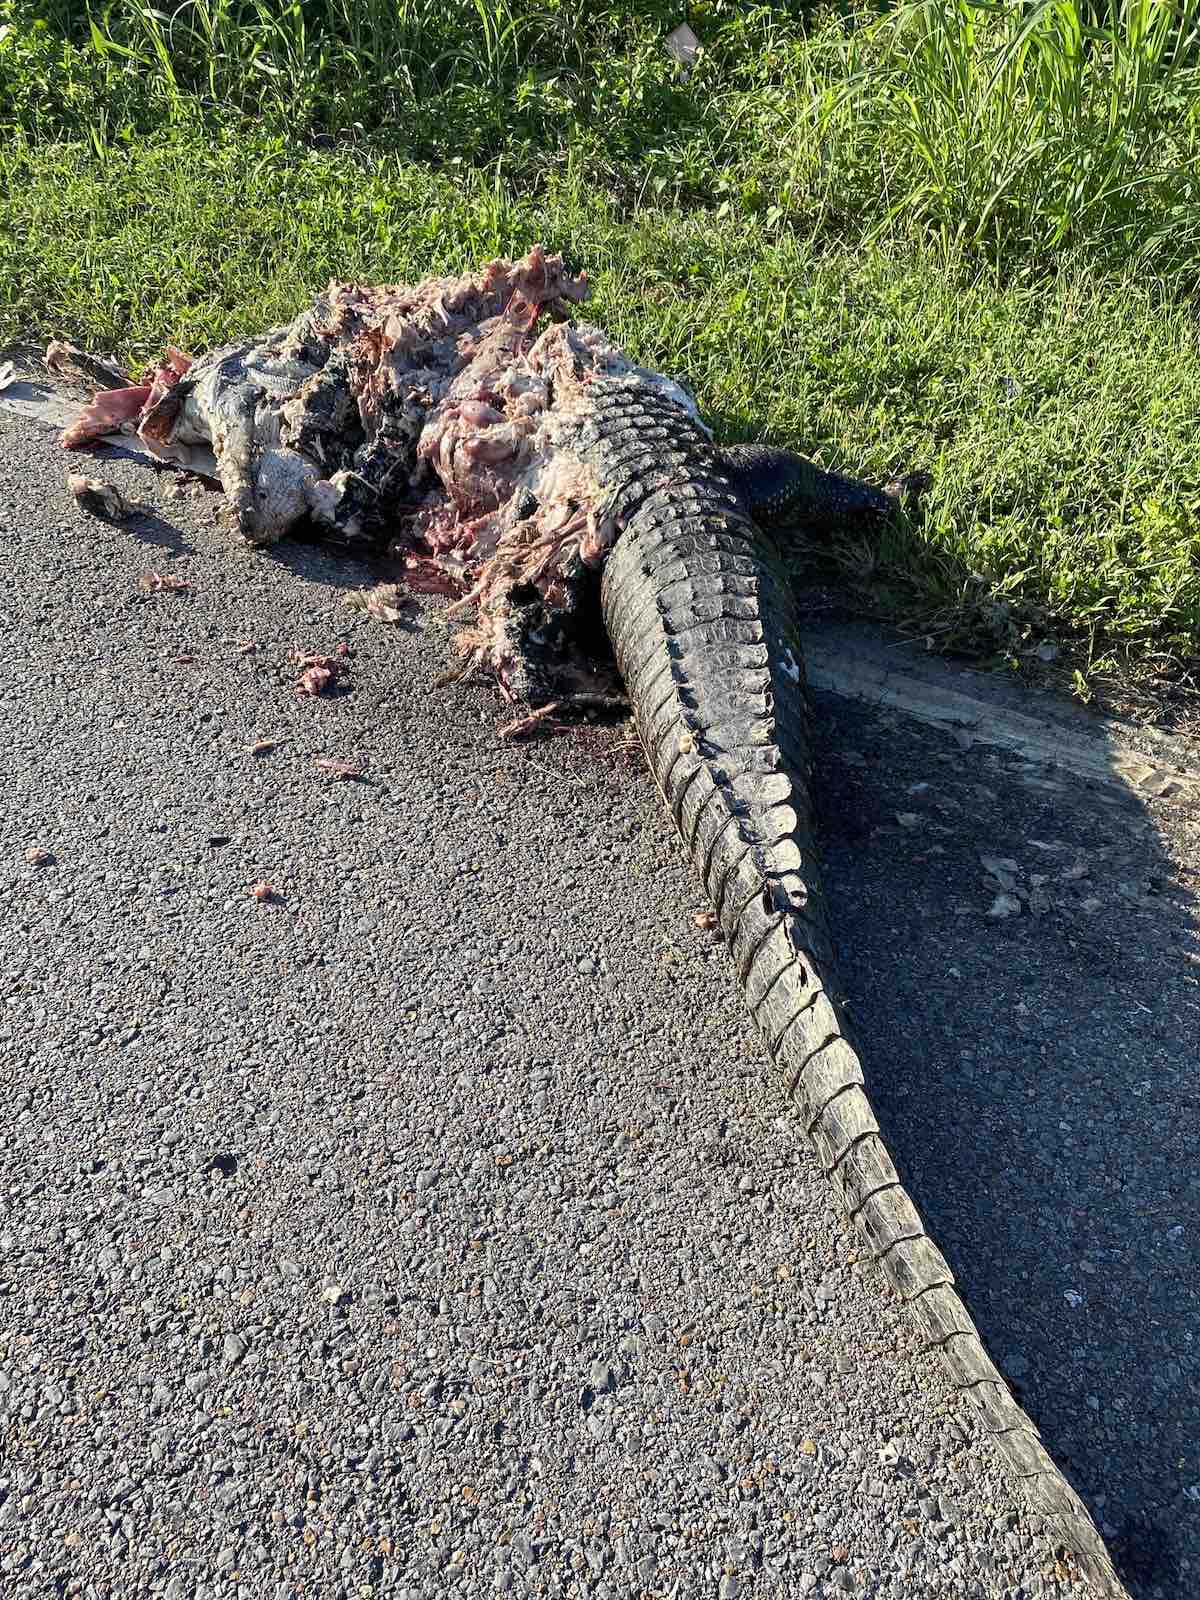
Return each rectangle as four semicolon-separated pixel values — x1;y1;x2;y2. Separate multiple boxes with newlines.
246;737;286;756
249;881;275;902
293;652;345;697
237;641;257;656
665;21;701;74
314;758;366;782
138;571;191;595
343;583;411;625
895;812;920;828
498;693;628;739
297;662;336;695
25;846;54;866
0;361;16;393
67;473;134;522
173;653;195;664
692;909;718;931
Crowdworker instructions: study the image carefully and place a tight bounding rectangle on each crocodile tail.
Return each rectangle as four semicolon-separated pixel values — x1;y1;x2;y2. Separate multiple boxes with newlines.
599;468;1130;1600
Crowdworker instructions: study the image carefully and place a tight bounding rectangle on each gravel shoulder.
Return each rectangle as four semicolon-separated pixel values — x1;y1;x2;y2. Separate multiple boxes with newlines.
1;416;1196;1600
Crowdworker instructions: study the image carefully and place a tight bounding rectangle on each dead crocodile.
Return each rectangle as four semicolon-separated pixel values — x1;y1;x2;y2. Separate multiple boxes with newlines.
60;247;1129;1597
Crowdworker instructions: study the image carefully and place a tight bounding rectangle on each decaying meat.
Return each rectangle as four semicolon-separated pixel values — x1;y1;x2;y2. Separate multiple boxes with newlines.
138;571;192;595
343;583;410;624
58;245;699;702
58;348;193;450
60;388;152;449
314;757;366;781
294;655;341;696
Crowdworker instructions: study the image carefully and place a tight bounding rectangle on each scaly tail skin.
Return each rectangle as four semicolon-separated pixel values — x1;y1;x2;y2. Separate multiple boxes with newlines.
582;386;1129;1599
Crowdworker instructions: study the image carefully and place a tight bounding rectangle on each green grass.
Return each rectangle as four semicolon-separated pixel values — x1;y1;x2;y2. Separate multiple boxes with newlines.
2;0;1199;690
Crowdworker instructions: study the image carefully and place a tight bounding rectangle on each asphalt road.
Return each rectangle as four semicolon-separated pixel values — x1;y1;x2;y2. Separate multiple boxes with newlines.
1;413;1197;1600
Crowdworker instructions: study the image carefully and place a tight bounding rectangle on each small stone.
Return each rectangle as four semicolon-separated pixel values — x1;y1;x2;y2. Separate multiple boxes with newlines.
980;856;1020;876
986;893;1022;919
587;1409;613;1442
223;1334;247;1365
589;1359;616;1393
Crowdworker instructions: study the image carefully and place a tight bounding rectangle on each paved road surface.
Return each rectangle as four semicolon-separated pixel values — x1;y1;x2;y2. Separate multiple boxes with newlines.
1;414;1196;1600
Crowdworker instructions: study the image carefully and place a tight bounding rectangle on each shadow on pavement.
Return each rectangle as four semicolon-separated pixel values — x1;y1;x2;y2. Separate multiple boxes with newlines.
808;689;1199;1599
122;506;196;556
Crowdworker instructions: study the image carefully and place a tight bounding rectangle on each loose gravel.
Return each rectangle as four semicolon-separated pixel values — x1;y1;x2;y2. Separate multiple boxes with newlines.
1;415;1196;1599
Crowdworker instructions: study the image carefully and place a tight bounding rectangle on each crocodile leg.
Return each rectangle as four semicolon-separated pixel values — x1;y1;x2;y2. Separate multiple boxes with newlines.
715;442;897;530
594;392;1129;1600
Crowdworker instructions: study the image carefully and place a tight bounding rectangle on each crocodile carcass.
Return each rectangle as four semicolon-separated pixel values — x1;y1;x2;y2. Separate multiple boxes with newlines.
60;247;1128;1597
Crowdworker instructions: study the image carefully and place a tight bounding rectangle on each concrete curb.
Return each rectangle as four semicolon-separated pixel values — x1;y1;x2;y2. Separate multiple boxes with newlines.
803;619;1199;806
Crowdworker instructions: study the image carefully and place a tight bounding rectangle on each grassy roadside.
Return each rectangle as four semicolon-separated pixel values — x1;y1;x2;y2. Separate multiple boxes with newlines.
3;1;1199;698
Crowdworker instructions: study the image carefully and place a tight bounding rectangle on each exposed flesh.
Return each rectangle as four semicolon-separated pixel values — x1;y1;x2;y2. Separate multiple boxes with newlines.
58;246;703;701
